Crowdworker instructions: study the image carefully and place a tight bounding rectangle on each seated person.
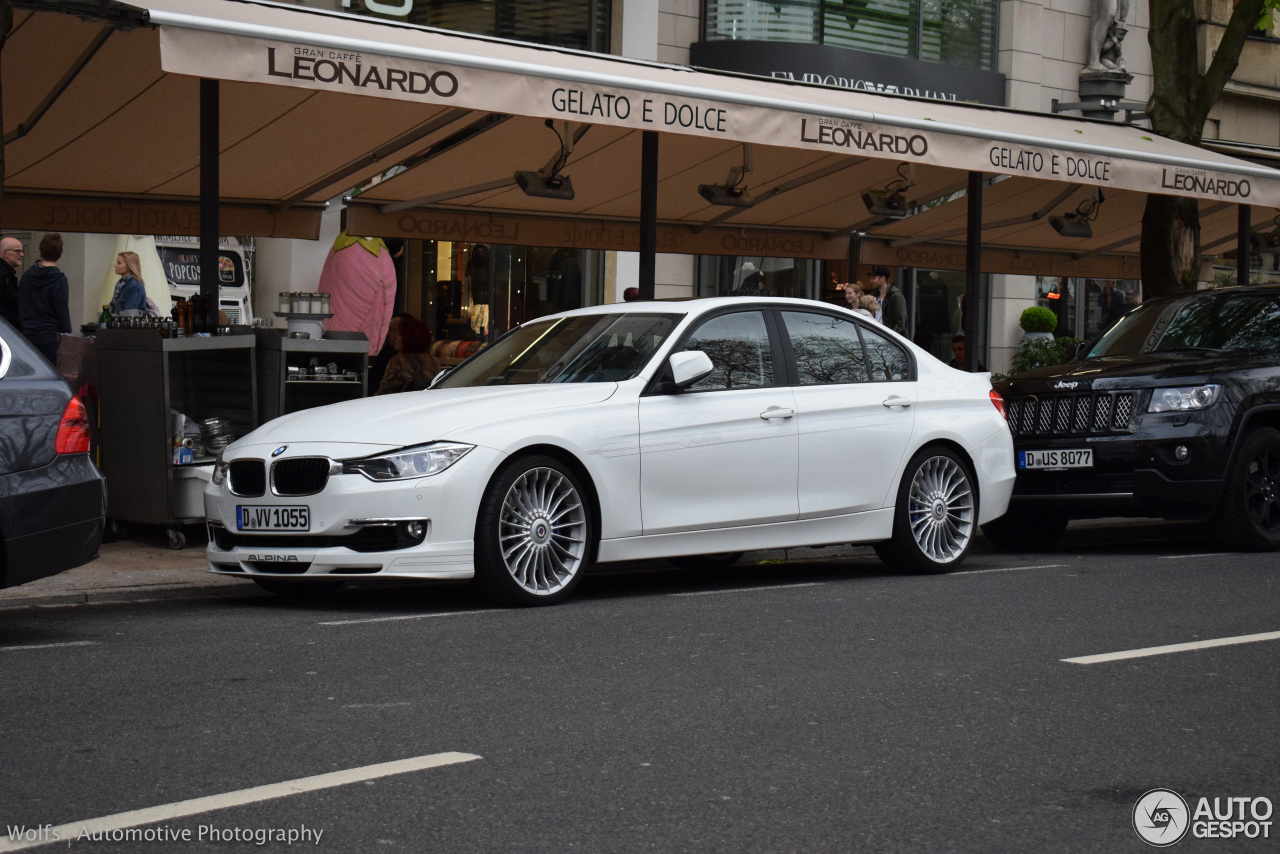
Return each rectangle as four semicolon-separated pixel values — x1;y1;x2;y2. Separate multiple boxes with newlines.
948;333;986;371
377;317;443;394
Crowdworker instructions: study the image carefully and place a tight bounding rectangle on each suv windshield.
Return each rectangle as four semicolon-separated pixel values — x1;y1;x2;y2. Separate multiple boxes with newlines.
436;312;682;387
1087;292;1280;359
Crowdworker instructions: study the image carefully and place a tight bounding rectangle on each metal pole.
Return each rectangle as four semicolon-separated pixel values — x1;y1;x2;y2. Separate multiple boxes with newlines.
1238;204;1250;288
964;171;983;372
200;78;220;331
639;130;658;300
847;233;861;282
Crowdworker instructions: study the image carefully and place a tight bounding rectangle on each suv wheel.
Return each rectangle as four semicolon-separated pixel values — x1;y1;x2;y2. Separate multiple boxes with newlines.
1215;427;1280;551
981;508;1069;551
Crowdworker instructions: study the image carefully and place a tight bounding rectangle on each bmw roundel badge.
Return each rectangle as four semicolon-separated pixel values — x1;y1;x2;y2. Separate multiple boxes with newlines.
272;446;288;457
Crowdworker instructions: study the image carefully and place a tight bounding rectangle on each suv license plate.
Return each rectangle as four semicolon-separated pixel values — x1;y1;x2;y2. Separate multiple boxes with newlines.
237;505;310;531
1019;449;1093;470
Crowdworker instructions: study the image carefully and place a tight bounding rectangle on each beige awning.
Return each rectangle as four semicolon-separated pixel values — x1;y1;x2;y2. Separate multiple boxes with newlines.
5;0;1279;275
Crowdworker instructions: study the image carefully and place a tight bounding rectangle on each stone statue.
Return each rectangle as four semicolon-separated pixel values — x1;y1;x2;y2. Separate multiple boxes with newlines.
1085;0;1130;73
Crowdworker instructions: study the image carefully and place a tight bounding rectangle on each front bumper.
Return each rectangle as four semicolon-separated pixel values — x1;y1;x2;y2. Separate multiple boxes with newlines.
204;443;503;581
1008;417;1228;519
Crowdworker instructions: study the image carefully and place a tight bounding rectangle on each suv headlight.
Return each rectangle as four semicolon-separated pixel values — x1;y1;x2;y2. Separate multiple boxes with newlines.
343;442;473;481
212;452;229;485
1149;384;1220;412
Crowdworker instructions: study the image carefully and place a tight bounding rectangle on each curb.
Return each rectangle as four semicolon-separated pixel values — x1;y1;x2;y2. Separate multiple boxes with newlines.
0;581;261;610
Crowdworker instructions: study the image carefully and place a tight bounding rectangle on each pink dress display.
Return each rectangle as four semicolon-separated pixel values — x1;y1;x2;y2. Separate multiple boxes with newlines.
318;233;396;355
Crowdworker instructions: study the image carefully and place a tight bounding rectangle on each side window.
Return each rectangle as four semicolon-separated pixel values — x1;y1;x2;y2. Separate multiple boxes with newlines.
680;311;775;391
860;326;911;382
780;311;868;384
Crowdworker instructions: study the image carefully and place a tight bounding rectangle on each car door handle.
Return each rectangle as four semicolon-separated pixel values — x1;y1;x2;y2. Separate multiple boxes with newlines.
882;396;913;409
759;407;796;420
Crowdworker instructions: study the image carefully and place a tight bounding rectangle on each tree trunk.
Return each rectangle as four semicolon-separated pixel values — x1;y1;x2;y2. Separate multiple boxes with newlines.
1140;194;1201;300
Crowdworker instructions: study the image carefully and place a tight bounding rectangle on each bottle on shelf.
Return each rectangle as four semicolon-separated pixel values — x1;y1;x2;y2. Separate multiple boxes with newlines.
98;305;112;329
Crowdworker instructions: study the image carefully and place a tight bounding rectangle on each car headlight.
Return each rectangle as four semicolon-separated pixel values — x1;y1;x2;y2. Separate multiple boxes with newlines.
212;452;229;485
1148;384;1220;413
343;442;473;481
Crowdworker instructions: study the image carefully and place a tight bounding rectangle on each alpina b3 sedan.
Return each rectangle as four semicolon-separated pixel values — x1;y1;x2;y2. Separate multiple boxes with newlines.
205;298;1015;605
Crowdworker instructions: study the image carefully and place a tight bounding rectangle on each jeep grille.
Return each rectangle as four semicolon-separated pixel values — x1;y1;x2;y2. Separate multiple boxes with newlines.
1006;392;1135;437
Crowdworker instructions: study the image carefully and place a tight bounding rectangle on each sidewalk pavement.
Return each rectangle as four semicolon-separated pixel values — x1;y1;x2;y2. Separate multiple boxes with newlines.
0;517;1193;611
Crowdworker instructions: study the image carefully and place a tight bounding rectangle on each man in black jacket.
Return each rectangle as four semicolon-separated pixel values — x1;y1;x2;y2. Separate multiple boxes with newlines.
18;233;72;366
0;237;22;329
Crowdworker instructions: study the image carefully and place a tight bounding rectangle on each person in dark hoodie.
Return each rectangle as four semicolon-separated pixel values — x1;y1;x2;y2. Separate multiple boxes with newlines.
18;233;72;366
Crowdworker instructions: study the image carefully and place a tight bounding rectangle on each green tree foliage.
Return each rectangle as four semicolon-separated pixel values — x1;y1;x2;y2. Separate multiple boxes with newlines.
1142;0;1280;299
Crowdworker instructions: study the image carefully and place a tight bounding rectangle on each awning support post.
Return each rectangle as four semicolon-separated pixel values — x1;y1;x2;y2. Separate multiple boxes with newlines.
964;171;983;372
639;131;658;300
1238;204;1250;288
200;78;220;325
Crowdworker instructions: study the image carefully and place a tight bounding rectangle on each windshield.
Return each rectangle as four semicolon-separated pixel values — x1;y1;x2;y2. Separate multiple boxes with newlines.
435;312;682;387
1087;292;1280;358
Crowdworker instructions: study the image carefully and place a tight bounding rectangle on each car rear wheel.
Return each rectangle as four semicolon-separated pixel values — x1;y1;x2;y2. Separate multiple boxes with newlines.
667;552;744;571
251;577;345;598
1214;427;1280;551
474;455;594;606
874;447;977;573
980;508;1069;551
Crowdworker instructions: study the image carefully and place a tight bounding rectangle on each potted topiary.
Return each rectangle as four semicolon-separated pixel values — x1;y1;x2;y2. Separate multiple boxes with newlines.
1019;305;1057;341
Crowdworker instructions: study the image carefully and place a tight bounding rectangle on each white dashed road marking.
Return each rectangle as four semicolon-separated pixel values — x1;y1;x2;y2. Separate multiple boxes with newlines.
319;610;505;626
1063;630;1280;665
0;641;99;652
958;564;1067;575
672;582;824;597
0;752;482;852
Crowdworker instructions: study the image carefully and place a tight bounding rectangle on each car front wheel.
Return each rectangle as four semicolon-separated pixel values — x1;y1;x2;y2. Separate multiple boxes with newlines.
874;447;977;573
474;455;594;605
1215;427;1280;551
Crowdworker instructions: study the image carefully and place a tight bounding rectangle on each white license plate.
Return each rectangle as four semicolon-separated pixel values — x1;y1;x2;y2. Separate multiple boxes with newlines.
1019;449;1093;470
237;505;310;531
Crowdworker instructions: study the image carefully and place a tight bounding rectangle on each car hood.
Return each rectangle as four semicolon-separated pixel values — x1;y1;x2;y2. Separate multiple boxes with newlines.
233;383;620;451
998;351;1277;393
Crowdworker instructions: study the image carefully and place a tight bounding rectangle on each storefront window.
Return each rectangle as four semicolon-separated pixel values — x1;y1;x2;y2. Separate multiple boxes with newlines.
704;0;997;71
1035;276;1141;341
420;241;604;358
277;0;611;53
911;268;967;362
696;255;821;299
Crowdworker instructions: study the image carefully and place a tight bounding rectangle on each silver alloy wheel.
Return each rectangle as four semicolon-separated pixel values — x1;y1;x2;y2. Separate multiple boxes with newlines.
907;455;974;563
498;466;588;595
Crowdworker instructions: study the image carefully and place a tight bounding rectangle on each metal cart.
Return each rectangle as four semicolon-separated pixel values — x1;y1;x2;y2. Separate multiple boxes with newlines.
96;330;257;550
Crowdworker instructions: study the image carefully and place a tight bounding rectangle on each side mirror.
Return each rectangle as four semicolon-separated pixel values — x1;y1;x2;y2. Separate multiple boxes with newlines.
428;366;451;388
669;350;714;389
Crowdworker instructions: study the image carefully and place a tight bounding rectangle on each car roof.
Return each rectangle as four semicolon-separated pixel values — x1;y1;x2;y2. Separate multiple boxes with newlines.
532;296;859;320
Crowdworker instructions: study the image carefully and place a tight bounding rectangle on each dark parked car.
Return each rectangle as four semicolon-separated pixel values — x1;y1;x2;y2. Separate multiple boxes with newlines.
0;318;106;590
987;284;1280;551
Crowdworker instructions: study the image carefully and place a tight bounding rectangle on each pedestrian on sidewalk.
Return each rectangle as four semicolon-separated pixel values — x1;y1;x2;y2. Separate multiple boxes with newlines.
18;233;72;366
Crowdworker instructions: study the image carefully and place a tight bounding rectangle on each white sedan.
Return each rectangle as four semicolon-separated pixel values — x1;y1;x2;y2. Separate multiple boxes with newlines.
205;297;1015;605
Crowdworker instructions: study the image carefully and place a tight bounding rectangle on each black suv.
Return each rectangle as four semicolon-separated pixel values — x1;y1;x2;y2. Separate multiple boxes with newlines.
987;284;1280;551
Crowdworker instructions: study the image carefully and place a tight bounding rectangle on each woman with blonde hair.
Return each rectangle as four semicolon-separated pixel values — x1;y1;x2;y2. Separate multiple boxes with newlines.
108;251;147;314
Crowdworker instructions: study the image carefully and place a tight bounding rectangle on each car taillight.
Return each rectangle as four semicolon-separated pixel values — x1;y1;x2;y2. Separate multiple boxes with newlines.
989;389;1007;420
55;395;91;454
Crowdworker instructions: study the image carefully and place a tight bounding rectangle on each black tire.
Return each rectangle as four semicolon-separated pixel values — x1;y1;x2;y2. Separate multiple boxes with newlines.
874;446;978;574
1214;427;1280;551
251;577;346;598
167;528;186;550
980;508;1069;551
474;455;595;606
667;552;744;571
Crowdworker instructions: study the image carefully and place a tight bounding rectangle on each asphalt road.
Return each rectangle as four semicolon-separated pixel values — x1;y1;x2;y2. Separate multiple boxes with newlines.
2;523;1277;853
